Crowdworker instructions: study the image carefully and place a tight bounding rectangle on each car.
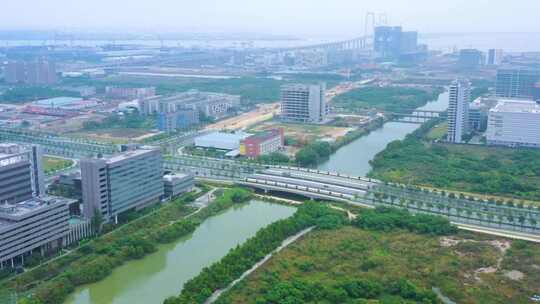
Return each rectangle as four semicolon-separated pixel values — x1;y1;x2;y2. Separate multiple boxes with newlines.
531;295;540;302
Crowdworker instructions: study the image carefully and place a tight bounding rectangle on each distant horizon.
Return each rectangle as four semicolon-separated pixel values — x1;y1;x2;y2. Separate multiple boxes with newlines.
2;0;539;37
0;29;540;41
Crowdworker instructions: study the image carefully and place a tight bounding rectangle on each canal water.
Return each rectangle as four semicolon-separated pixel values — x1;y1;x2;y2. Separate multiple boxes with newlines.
64;200;296;304
64;91;448;304
318;91;449;176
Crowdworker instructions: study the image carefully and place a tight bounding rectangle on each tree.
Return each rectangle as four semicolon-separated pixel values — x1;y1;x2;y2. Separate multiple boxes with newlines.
91;208;104;234
295;147;319;167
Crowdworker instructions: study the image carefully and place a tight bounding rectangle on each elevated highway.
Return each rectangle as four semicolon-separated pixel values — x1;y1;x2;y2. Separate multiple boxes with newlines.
163;156;540;238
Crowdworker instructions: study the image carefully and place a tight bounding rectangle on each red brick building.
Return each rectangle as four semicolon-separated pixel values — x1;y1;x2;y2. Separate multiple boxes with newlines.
240;129;284;158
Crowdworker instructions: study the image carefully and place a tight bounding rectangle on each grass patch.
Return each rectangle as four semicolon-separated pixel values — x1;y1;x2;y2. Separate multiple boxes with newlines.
426;122;447;141
43;156;73;174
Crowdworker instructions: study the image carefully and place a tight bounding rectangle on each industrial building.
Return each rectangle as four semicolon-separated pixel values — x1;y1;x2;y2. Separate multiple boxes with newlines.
240;129;284;158
194;132;250;151
147;90;240;119
143;90;240;131
280;84;327;124
496;67;540;99
447;79;471;143
486;99;540;148
163;173;195;198
0;143;45;203
81;146;164;223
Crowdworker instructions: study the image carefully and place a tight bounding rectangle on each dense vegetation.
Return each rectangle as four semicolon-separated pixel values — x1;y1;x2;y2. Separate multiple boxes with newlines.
12;187;252;304
369;119;540;201
0;86;81;103
353;207;458;236
164;202;345;304
218;225;540;304
295;141;333;167
333;86;442;113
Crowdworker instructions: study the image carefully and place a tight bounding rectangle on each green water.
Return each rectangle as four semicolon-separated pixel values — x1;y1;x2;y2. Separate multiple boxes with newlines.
64;200;296;304
318;91;449;176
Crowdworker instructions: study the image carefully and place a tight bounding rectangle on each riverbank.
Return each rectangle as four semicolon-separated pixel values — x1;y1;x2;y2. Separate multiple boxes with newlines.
368;118;540;204
164;202;346;304
9;187;253;304
318;90;449;175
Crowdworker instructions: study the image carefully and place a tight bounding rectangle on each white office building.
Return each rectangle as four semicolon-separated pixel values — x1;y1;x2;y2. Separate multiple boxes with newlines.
486;99;540;148
280;84;327;123
81;147;164;223
447;80;471;143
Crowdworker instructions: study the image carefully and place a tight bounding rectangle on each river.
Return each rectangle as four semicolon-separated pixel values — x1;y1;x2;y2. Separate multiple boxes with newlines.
318;91;449;176
64;91;448;304
64;200;296;304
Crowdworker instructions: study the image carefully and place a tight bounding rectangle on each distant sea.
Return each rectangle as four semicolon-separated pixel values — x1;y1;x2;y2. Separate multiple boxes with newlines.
1;32;539;53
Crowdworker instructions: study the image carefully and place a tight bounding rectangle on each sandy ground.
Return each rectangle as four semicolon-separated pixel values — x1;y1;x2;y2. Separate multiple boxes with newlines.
439;237;520;282
206;103;280;131
251;121;353;143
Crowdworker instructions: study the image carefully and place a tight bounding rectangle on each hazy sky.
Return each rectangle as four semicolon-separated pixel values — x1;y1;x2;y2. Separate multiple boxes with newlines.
2;0;540;37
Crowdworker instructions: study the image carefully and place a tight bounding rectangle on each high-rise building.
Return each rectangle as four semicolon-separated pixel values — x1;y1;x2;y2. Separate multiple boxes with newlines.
0;143;45;204
374;26;403;59
4;61;26;84
4;59;57;85
496;67;540;99
157;108;200;133
487;49;503;65
280;84;327;123
447;80;471;143
374;26;420;60
486;99;540;148
458;49;484;69
400;31;418;54
0;143;74;268
81;147;164;223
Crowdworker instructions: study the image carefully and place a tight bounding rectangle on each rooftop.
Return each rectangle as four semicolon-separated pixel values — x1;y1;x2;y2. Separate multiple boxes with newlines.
0;196;73;225
33;97;84;107
491;99;540;114
196;131;250;143
105;147;159;164
163;173;194;182
243;129;282;143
